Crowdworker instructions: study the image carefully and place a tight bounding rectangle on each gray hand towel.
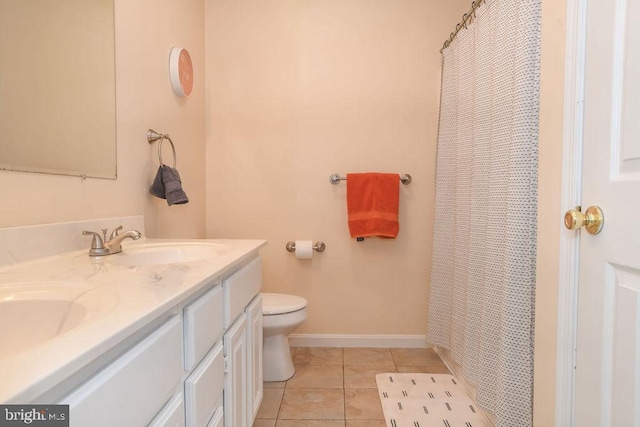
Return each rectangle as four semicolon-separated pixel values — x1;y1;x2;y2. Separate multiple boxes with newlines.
149;166;166;199
162;165;189;205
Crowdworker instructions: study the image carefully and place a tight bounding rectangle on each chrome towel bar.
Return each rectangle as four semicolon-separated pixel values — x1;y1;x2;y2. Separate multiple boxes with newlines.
329;173;412;185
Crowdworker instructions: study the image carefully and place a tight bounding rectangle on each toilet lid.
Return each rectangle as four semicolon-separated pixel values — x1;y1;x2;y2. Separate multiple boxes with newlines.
262;293;307;315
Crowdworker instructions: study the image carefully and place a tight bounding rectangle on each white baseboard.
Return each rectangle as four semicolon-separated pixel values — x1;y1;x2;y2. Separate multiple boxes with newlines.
288;334;428;348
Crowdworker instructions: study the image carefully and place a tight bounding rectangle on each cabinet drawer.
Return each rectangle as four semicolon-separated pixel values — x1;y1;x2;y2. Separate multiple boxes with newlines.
184;284;223;370
149;393;185;427
63;315;183;427
185;342;224;427
223;256;262;327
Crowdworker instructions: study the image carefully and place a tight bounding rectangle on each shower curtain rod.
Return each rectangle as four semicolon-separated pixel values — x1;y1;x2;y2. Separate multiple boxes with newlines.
440;0;487;53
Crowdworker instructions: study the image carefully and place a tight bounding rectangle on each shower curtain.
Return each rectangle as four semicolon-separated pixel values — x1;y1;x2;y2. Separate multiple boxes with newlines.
426;1;541;426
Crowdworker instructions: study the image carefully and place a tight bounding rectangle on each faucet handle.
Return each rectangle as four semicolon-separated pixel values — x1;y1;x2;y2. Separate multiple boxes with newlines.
83;230;105;248
109;225;123;240
82;231;109;256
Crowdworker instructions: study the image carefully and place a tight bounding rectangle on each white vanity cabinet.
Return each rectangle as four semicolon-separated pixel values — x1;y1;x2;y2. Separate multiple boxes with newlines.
222;256;263;427
61;255;262;427
62;280;227;427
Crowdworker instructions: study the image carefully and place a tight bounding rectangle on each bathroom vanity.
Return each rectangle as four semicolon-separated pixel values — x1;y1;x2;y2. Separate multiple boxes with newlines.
0;217;266;427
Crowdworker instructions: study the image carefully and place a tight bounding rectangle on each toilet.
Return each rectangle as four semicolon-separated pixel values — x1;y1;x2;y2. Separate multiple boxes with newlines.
262;293;307;381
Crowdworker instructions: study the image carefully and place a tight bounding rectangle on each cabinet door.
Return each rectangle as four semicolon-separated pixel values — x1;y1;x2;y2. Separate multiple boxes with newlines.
245;294;263;424
223;314;247;427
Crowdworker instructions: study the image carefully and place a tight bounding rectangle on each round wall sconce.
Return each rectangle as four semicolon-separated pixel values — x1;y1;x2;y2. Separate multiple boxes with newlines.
169;47;193;97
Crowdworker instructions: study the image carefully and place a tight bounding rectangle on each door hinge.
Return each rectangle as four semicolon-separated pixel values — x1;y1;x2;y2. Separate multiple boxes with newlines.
224;356;229;373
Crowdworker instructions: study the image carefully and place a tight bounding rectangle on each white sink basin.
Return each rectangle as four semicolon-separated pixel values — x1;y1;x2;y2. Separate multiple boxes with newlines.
0;283;118;357
108;242;230;266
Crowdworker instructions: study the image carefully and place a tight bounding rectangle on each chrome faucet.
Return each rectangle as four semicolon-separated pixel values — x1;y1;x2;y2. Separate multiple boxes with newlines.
82;226;142;256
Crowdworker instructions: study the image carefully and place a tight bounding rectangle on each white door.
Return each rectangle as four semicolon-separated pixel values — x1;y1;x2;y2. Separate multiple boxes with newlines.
573;0;640;425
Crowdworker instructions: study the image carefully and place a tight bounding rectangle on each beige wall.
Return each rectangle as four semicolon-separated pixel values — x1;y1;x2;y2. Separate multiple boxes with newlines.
207;0;572;421
205;0;469;335
534;0;568;424
0;0;206;239
0;0;570;421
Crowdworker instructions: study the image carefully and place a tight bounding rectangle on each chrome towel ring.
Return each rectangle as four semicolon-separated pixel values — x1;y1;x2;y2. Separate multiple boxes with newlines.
147;129;177;168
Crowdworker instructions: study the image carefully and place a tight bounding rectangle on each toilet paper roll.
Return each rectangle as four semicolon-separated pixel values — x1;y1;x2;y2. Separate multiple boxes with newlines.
295;240;314;260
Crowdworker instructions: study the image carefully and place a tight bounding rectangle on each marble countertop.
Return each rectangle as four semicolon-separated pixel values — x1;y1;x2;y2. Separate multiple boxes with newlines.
0;238;267;403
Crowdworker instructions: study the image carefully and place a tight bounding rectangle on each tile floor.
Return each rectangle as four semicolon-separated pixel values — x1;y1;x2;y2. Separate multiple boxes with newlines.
253;347;451;427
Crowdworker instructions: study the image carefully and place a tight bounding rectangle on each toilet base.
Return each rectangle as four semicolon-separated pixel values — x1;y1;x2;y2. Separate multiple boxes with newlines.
263;334;295;381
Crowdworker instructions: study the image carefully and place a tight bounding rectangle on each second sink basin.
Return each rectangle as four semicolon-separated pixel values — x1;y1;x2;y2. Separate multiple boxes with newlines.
0;283;118;357
108;242;230;267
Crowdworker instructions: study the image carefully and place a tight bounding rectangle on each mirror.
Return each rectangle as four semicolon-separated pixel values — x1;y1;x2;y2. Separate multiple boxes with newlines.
0;0;116;179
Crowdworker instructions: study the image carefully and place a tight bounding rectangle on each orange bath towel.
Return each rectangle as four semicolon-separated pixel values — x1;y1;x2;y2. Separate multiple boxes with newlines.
347;173;400;239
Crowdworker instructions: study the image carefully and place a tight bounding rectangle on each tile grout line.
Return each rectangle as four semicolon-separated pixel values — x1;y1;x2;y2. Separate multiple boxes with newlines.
274;347;295;424
260;347;448;426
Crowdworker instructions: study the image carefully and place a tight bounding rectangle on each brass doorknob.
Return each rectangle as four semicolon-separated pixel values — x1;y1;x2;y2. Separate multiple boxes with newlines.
564;205;604;235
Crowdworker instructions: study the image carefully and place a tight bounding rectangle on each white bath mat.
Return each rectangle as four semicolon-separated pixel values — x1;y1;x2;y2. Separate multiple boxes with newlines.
376;373;491;427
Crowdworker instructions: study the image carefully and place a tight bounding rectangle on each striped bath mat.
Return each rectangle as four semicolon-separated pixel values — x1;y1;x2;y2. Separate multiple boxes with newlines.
375;373;491;427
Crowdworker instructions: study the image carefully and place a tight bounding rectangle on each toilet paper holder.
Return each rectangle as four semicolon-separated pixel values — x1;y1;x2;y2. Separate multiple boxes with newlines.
286;241;326;253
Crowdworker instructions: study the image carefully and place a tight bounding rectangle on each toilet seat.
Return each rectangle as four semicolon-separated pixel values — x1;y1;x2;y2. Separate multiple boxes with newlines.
262;293;307;315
